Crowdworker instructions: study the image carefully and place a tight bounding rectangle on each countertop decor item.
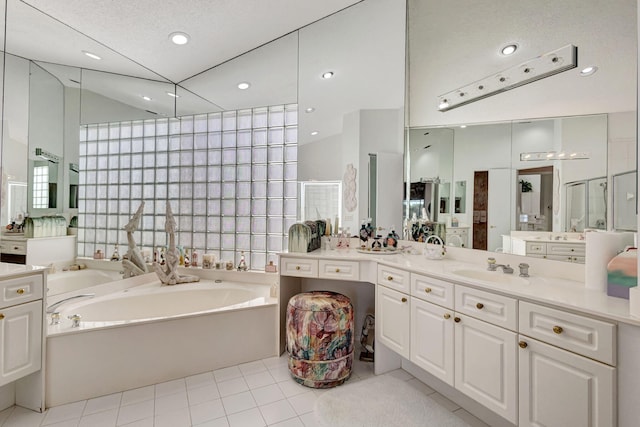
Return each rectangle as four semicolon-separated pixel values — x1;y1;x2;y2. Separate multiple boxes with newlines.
424;235;446;260
121;202;149;278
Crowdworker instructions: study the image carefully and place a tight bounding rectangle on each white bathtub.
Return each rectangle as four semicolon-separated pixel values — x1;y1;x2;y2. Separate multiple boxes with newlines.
47;268;123;296
46;272;279;407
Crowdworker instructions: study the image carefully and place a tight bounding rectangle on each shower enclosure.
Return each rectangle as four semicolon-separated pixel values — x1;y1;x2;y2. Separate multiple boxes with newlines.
565;177;607;232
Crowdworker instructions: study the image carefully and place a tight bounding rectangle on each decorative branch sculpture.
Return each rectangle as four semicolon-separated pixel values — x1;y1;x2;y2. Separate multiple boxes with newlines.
122;202;149;278
153;203;199;285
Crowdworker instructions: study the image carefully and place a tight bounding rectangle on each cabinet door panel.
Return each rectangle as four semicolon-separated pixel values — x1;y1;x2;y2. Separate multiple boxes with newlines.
519;336;615;427
410;298;454;385
454;314;517;424
0;300;42;387
376;285;410;358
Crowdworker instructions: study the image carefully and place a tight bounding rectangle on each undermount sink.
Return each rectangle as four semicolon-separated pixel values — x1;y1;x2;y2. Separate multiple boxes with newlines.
450;269;529;285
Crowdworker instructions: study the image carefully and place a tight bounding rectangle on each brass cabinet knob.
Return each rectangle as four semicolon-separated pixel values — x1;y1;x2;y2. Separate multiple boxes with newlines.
295;266;301;270
335;268;340;273
444;313;451;319
519;341;528;349
0;313;4;320
401;297;407;303
553;326;563;334
476;302;484;309
17;288;25;295
387;276;393;281
424;287;432;293
570;248;575;252
454;317;461;323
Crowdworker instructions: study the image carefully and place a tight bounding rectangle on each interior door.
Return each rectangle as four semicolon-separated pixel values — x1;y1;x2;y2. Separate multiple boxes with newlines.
488;168;512;251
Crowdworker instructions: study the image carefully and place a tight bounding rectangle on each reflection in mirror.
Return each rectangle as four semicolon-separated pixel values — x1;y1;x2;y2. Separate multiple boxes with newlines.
69;163;79;209
613;171;637;231
454;181;466;213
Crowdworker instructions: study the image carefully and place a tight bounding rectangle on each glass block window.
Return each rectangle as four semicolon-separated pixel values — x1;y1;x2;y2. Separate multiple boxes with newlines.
78;105;297;269
32;165;49;209
299;181;342;223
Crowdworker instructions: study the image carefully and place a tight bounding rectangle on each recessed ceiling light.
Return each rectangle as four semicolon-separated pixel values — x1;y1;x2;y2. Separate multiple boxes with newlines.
501;44;518;56
82;50;102;60
141;96;152;101
305;107;315;113
237;82;251;90
166;92;179;98
169;32;190;45
322;71;334;79
460;125;467;128
580;66;598;76
311;131;319;136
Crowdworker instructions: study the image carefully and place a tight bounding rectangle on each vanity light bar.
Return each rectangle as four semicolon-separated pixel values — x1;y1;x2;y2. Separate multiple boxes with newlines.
438;44;578;112
35;148;61;163
520;151;590;161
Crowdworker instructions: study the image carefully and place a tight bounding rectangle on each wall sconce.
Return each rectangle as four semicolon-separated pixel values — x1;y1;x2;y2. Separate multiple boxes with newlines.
520;151;590;161
438;44;578;112
35;148;60;163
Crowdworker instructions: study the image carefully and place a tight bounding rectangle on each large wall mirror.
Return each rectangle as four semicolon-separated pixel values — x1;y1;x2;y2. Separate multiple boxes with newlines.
405;0;637;256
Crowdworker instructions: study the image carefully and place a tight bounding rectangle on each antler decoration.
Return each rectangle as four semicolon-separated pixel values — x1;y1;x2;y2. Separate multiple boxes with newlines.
153;202;200;285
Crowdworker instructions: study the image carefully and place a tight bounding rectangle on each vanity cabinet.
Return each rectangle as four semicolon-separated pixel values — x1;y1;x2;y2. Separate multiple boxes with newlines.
445;227;469;248
518;301;616;427
377;284;410;358
524;241;585;263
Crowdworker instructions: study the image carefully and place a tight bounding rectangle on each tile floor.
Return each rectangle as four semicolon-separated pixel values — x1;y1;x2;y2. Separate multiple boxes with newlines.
0;355;489;427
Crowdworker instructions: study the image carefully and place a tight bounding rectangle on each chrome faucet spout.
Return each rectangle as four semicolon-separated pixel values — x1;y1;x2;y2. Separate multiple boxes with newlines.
46;294;95;313
494;264;514;274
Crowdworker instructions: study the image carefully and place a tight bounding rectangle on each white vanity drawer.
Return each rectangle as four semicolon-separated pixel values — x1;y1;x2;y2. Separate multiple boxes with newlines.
0;274;44;309
280;257;318;278
519;301;616;365
525;242;546;254
547;243;585;256
455;285;517;330
411;273;454;309
0;240;27;255
377;265;410;293
318;260;360;281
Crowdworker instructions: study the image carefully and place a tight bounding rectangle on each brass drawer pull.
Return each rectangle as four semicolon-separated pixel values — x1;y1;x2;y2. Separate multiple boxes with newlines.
424;287;432;293
17;288;25;295
401;297;407;303
335;268;340;273
454;317;461;323
444;313;451;319
387;276;393;281
519;341;528;349
295;266;301;270
553;326;563;334
476;302;484;309
0;314;4;320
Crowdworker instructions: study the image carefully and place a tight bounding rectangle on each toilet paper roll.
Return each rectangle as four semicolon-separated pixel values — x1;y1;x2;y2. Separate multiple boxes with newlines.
629;287;640;318
585;231;635;292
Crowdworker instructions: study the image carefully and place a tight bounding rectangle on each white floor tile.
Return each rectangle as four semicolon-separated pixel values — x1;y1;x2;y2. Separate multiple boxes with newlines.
186;372;216;390
78;408;118;427
121;386;155;407
116;399;154;426
117;418;153;427
227;407;266;427
0;407;14;425
43;401;86;425
244;370;275;389
287;391;317;416
258;399;297;425
406;377;436;395
84;393;122;416
251;383;286;406
298;412;318;427
268;366;291;383
41;420;79;427
188;383;221;406
270;417;305;427
155;378;186;398
213;366;242;383
453;408;491;427
155;391;189;416
429;392;461;412
239;360;267;376
386;368;414;381
193;416;229;427
217;377;249;397
3;406;47;427
261;355;285;370
154;406;191;427
190;399;226;425
222;390;257;415
276;380;309;398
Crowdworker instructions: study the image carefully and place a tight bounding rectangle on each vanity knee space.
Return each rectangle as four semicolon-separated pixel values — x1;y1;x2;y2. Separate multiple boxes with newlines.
376;268;616;426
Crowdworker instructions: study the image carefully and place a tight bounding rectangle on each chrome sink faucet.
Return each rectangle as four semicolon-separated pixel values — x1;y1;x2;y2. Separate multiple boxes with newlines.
487;257;514;274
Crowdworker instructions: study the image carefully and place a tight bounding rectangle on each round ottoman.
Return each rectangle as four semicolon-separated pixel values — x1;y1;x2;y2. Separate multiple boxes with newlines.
286;291;354;388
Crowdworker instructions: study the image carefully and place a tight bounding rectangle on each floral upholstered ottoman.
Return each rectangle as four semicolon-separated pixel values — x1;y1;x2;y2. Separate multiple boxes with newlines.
286;291;354;388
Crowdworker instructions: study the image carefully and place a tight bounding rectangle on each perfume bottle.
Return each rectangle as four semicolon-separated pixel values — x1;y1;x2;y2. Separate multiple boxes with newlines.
184;248;191;267
110;244;121;261
237;251;248;271
191;249;199;267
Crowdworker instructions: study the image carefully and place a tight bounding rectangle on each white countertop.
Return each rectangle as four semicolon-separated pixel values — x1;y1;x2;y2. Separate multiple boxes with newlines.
280;247;637;327
0;262;47;279
514;237;586;244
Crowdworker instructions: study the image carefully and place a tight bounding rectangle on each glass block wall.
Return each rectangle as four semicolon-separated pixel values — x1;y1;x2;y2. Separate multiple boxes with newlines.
77;104;298;269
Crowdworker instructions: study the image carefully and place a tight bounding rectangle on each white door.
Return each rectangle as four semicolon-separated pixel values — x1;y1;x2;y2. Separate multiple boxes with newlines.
488;168;512;252
410;298;454;385
454;313;517;424
376;285;410;358
518;336;615;427
0;300;42;387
